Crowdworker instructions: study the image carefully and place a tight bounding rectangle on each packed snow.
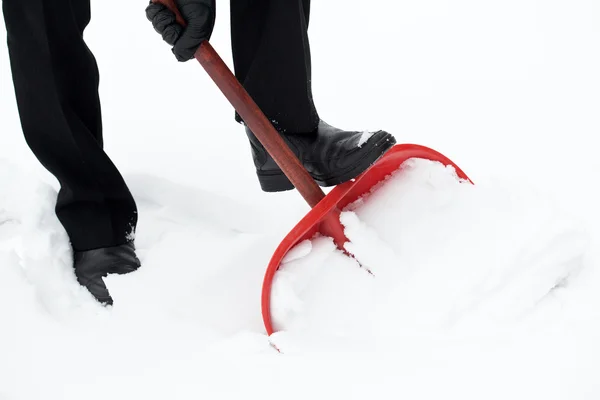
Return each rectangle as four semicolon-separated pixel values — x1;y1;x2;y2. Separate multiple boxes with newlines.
2;0;600;399
270;159;588;337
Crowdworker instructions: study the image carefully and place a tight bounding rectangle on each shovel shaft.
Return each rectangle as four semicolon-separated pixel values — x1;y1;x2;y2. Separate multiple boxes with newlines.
153;0;326;208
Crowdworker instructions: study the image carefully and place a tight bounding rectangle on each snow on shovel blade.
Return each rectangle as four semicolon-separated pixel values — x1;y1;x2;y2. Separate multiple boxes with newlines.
261;144;472;336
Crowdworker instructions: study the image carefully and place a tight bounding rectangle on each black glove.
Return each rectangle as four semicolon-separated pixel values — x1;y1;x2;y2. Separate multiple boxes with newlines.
146;0;215;62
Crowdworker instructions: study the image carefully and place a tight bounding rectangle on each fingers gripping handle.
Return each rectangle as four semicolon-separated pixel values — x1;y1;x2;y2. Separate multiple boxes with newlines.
151;0;327;208
153;0;187;26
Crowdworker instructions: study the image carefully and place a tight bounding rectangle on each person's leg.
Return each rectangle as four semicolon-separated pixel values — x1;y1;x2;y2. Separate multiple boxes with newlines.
3;0;140;305
229;0;396;193
3;0;137;252
230;0;319;134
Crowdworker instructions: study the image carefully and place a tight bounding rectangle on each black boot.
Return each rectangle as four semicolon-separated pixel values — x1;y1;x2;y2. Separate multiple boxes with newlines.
74;242;141;305
245;120;397;192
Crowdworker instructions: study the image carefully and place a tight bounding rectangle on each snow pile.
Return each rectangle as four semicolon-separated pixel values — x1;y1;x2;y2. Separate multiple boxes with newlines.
0;157;599;399
270;159;589;340
0;162;277;399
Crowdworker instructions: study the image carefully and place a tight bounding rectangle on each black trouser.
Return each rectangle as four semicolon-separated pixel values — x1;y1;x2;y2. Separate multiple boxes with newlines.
2;0;318;252
3;0;137;252
231;0;319;133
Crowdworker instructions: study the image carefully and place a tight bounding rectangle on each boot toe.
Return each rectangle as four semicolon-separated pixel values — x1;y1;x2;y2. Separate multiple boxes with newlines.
76;273;113;306
312;129;396;186
73;242;141;305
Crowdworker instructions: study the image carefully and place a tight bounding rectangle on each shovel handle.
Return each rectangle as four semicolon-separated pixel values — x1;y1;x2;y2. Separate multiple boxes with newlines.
152;0;326;208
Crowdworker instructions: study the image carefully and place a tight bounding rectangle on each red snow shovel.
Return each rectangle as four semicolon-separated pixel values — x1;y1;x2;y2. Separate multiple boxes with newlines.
154;0;473;336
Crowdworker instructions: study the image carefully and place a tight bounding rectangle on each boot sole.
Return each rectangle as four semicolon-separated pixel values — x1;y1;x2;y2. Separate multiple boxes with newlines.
256;133;397;193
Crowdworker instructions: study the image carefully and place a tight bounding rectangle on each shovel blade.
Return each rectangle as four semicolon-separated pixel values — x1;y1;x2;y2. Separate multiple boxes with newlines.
261;144;472;336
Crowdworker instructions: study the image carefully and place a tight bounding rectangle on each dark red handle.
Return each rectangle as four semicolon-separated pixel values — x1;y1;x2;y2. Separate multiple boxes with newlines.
152;0;326;208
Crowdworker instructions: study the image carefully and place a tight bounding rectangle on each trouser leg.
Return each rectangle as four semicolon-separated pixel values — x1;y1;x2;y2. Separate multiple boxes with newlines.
3;0;137;251
230;0;319;134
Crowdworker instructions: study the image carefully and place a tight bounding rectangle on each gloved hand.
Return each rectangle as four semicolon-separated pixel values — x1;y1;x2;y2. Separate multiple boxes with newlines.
146;0;215;62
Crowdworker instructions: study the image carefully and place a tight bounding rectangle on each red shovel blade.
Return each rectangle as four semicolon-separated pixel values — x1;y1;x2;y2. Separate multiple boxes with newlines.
261;143;472;335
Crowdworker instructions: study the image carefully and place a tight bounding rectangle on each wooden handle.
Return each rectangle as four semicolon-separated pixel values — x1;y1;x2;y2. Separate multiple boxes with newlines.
152;0;326;208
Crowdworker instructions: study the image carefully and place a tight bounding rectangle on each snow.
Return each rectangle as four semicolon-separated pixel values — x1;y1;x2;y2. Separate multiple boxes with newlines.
357;130;375;147
270;159;589;337
2;0;600;399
